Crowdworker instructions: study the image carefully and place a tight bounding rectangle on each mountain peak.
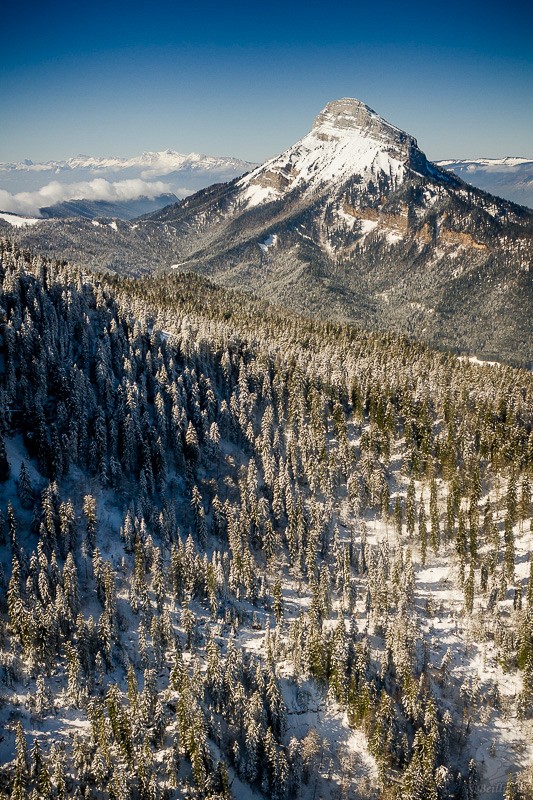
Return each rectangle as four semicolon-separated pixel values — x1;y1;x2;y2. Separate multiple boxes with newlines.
312;98;417;151
238;97;429;207
313;97;378;130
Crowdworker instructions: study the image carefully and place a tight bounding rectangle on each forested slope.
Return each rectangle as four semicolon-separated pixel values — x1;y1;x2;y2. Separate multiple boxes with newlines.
0;239;532;799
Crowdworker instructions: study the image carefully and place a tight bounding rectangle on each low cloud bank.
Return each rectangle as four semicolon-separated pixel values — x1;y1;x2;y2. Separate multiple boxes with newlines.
0;178;172;217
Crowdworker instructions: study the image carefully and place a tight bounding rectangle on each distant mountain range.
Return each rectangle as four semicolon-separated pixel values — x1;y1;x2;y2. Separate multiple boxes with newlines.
0;150;255;191
436;157;533;209
3;99;532;363
0;150;254;219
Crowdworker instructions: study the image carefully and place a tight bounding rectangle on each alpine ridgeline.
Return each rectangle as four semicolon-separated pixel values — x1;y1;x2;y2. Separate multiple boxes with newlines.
8;98;533;363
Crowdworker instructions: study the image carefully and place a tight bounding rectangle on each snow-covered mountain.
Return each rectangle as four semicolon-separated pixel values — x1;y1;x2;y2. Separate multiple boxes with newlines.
8;98;533;364
238;97;431;208
141;98;533;362
436;157;533;208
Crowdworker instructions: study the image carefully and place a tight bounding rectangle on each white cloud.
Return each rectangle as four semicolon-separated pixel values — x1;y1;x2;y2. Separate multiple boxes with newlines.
0;178;172;217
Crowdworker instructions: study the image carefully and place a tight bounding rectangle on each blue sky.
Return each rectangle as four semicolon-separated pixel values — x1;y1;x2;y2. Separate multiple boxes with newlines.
1;0;532;162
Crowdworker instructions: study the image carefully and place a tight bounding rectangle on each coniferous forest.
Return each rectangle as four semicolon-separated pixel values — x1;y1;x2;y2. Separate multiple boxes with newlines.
0;237;532;799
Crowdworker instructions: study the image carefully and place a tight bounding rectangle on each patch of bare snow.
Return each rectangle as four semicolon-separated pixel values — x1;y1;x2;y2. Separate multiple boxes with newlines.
241;183;280;208
384;229;403;244
458;355;500;367
259;233;278;252
0;212;43;227
359;219;379;237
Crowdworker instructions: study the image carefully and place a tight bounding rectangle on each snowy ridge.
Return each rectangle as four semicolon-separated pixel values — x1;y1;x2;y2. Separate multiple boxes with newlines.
0;150;255;219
